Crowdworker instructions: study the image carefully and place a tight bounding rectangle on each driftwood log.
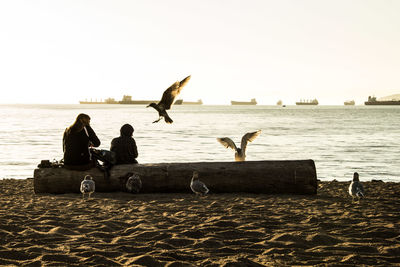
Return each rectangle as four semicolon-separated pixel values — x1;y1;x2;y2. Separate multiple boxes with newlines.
33;160;317;194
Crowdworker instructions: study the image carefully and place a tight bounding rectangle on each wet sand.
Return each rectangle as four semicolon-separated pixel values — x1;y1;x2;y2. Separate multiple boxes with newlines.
0;179;399;266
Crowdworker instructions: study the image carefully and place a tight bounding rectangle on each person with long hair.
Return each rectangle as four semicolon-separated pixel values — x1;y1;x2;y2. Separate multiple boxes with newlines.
63;113;100;169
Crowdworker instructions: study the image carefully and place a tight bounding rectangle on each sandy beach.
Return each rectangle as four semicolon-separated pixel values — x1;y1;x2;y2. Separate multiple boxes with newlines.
0;179;399;266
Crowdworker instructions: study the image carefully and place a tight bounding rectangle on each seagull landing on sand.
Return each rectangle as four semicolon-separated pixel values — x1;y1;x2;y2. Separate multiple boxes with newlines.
147;75;191;124
80;175;95;199
126;174;142;193
349;172;365;202
190;171;209;196
217;130;261;161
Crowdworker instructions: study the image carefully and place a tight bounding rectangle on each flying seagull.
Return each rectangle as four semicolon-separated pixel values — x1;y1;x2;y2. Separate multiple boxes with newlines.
126;173;142;193
147;75;191;123
349;172;365;202
217;130;261;161
80;175;95;199
190;171;209;196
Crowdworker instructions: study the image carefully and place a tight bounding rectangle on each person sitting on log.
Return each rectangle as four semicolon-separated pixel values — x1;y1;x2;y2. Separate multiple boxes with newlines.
63;113;101;170
110;123;138;164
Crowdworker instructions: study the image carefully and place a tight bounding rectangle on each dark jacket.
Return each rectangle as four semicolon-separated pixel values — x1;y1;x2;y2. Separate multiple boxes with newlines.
63;125;100;165
110;124;138;164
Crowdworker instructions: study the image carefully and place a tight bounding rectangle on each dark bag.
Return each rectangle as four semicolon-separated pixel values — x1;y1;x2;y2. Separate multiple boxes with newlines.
90;148;116;179
90;148;117;166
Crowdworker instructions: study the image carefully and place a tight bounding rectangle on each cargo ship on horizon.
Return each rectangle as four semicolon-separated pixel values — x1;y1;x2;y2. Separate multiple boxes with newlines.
174;99;203;105
79;95;157;105
118;95;158;105
364;95;400;105
79;97;118;104
231;98;257;105
344;100;355;105
296;99;318;105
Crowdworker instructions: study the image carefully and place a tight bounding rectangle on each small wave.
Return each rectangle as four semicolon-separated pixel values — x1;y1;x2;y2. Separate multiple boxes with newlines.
0;161;32;166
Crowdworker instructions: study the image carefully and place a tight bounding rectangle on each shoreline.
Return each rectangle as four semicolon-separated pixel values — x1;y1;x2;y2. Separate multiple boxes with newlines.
0;179;399;265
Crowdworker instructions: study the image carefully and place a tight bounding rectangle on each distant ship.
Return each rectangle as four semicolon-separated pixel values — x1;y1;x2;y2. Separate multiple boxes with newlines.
118;95;159;105
79;98;117;104
364;95;400;105
80;95;157;105
231;98;257;105
174;99;203;105
344;100;355;105
296;99;318;105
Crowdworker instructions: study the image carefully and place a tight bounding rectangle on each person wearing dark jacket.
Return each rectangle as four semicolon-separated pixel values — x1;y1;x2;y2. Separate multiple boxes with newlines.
63;113;100;169
110;124;138;164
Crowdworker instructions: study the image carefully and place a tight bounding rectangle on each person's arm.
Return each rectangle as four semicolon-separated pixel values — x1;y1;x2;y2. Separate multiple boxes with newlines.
110;138;117;152
62;129;67;152
132;139;138;158
85;125;101;147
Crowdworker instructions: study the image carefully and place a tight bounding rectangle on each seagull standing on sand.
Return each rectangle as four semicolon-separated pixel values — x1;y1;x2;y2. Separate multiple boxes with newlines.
217;130;261;161
147;75;191;124
190;171;209;196
80;175;95;199
126;174;142;193
349;172;365;201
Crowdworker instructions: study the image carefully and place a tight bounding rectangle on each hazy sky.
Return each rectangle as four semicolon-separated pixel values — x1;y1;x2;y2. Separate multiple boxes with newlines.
1;0;399;104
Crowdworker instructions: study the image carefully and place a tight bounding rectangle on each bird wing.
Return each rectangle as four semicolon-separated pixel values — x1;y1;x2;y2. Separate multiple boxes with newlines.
241;130;261;153
158;81;179;110
80;181;85;193
217;137;237;150
199;182;209;194
348;182;354;196
133;176;142;189
192;180;209;194
159;75;191;110
89;180;95;192
356;182;364;197
126;179;132;191
179;75;191;88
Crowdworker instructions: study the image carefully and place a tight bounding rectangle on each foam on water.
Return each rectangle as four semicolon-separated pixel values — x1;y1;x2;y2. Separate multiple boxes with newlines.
0;104;399;181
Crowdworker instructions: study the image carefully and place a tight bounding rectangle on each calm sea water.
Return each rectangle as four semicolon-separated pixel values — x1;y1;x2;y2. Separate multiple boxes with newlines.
0;104;399;182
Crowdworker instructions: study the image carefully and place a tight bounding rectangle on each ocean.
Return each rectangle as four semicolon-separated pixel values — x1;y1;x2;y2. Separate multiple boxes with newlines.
0;104;399;182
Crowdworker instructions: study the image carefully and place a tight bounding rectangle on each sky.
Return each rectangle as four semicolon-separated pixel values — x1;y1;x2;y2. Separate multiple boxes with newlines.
0;0;399;105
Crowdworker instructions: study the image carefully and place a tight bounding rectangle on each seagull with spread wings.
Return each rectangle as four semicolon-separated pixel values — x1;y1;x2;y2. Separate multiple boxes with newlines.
147;75;191;124
217;130;261;161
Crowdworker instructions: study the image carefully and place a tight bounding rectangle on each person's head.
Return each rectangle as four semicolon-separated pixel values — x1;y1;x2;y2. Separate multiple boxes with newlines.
120;123;134;137
146;103;157;108
76;113;91;126
67;113;91;134
353;172;359;182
